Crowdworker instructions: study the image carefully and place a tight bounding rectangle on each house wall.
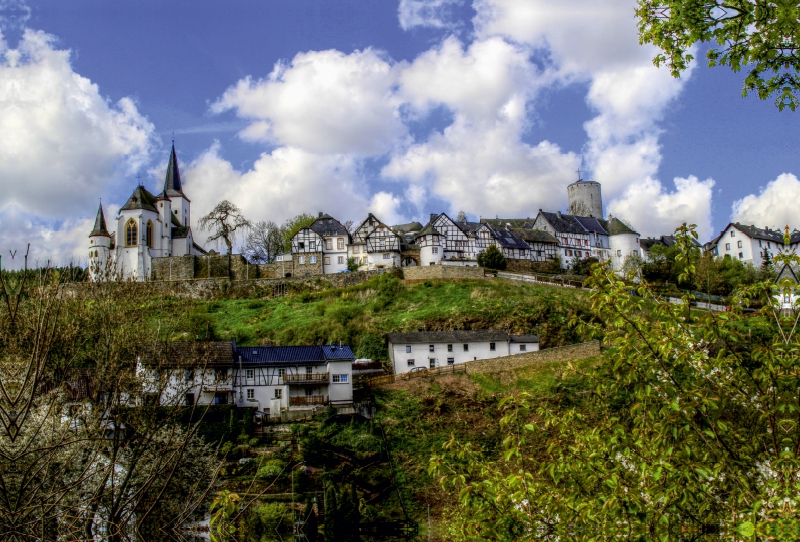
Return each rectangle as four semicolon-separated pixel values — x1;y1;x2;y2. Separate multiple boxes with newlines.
327;360;353;404
390;340;510;375
293;252;324;276
609;234;641;271
403;265;484;281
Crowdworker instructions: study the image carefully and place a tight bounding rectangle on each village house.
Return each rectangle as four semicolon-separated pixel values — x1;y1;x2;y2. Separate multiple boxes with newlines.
349;213;403;270
705;222;784;266
386;330;539;375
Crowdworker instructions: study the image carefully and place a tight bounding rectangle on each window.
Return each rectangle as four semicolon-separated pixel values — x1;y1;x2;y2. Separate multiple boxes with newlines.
380;239;386;246
725;243;730;250
584;240;589;246
306;366;313;375
489;342;496;351
520;345;527;352
785;292;790;303
429;345;435;352
274;389;282;399
407;359;415;366
332;374;349;383
310;256;317;264
337;239;344;249
432;247;439;254
310;241;316;250
768;242;771;249
185;393;194;406
383;253;390;259
362;257;368;264
737;240;742;248
739;252;744;259
353;246;359;254
429;359;435;368
447;344;453;352
759;240;762;247
246;369;254;379
463;344;469;352
298;242;305;249
247;389;254;400
731;230;735;237
447;358;455;365
326;240;332;250
567;250;573;256
125;219;138;247
405;345;412;353
146;220;153;248
184;369;194;381
324;257;330;265
616;250;621;257
278;368;285;378
299;256;306;264
338;256;344;264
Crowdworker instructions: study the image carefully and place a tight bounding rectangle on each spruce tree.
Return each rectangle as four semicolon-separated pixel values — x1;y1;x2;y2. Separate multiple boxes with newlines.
302;498;318;542
323;485;340;542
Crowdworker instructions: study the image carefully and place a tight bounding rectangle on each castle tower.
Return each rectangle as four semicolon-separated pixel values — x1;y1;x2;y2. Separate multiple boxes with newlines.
567;179;603;218
88;203;112;281
159;144;190;228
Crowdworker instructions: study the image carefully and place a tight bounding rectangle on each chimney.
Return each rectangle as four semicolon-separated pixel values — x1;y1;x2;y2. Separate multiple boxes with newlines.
557;211;562;218
318;212;323;218
430;213;437;224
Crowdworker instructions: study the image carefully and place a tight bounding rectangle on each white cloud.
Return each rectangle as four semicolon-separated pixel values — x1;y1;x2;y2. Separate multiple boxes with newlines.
368;191;407;226
0;30;153;219
212;48;405;156
731;173;800;230
398;0;463;31
181;143;371;248
607;176;715;240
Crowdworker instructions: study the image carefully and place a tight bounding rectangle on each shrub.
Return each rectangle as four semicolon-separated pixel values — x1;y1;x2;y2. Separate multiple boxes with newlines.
256;460;286;480
477;245;507;270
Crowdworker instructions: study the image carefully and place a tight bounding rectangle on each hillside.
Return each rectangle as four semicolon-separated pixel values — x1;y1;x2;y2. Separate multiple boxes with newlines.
177;273;594;357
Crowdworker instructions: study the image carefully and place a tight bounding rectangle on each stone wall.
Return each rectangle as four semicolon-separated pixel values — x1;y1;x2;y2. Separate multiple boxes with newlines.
292;252;323;277
505;258;557;274
151;253;323;281
403;265;485;281
465;341;600;375
152;255;196;281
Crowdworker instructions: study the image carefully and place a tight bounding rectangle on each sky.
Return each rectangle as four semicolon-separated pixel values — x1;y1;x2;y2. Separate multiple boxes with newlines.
1;0;799;266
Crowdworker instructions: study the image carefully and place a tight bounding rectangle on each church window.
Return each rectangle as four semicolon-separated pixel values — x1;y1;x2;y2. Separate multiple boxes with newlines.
125;219;138;247
146;221;154;248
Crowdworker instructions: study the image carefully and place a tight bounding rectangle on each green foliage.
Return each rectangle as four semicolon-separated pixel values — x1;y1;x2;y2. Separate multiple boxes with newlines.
477;244;507;270
282;213;316;252
247;501;291;539
636;0;800;110
355;333;387;361
569;255;600;276
323;485;340;542
432;223;800;539
346;257;360;272
323;483;360;542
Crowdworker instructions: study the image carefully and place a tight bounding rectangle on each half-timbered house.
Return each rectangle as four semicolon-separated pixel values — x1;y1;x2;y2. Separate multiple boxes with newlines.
414;223;444;266
533;211;609;268
431;213;474;262
350;213;402;270
290;227;324;275
309;212;351;274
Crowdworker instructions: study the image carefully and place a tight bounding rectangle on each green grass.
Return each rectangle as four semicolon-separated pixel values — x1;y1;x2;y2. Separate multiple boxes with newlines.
177;274;593;357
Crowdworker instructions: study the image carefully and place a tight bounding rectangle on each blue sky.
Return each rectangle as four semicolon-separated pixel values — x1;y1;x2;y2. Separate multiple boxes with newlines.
2;0;799;264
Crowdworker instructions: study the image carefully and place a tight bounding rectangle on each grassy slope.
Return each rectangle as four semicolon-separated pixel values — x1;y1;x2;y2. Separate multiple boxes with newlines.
181;275;593;355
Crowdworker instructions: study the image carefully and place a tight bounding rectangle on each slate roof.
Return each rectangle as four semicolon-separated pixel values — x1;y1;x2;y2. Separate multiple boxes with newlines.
90;204;110;237
510;334;540;343
731;222;784;243
480;218;535;229
456;221;484;235
158;145;186;199
601;217;638;236
491;228;529;250
509;228;558;244
386;330;510;344
391;222;423;233
539;212;589;235
574;216;608;235
311;214;350;237
236;345;355;365
139;341;235;368
120;186;158;213
414;223;443;239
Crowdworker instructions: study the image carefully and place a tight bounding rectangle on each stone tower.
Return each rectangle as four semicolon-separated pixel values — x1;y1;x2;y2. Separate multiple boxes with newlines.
567;179;603;218
88;203;112;280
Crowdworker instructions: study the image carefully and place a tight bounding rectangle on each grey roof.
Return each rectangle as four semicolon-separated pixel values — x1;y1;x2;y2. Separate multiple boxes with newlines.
159;145;186;199
510;334;539;343
311;214;350;237
510;228;558;244
120;186;158;213
139;341;235;368
90;204;109;237
236;345;355;365
573;216;608;235
539;212;588;234
491;227;529;250
481;218;535;229
456;221;483;234
414;223;443;239
391;222;423;233
386;330;510;344
601;217;638;236
641;235;701;250
731;223;784;244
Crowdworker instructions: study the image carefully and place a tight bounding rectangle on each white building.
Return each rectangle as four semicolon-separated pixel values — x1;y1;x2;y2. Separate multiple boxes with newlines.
350;213;403;270
234;344;354;418
89;145;206;281
706;222;783;266
386;330;539;375
309;213;351;274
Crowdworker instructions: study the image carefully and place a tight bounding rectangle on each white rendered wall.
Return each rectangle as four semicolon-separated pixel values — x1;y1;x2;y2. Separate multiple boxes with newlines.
392;340;514;375
419;245;442;266
609;234;641;271
322;236;349;274
327;360;353;404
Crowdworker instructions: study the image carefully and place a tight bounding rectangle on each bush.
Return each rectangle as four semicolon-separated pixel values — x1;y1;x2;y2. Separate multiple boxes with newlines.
356;334;387;361
248;437;260;447
477;244;507;270
256;459;286;480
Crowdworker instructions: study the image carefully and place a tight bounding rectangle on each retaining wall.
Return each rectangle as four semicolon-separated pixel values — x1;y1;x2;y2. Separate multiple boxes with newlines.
505;258;558;274
465;341;600;374
403;265;485;281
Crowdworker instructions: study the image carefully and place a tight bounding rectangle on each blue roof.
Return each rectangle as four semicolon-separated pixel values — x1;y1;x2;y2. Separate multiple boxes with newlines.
236;345;355;365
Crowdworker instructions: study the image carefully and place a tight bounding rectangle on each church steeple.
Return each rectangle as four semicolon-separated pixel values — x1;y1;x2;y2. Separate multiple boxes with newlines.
160;144;185;198
90;203;110;237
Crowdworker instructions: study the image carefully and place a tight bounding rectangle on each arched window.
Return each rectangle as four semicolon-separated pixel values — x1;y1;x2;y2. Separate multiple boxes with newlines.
146;220;154;248
125;219;138;247
785;292;791;303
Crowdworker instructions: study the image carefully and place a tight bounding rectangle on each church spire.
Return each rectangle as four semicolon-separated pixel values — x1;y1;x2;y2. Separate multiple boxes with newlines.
90;203;109;237
161;143;184;197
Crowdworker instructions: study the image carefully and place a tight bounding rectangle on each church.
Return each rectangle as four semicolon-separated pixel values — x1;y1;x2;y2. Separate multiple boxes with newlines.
88;145;206;281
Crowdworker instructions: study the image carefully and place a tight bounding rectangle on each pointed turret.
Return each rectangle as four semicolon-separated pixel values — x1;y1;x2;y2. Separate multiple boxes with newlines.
90;203;110;237
160;144;185;198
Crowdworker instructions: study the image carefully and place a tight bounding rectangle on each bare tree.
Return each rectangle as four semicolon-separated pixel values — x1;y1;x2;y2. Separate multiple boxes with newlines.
242;220;284;264
344;220;355;235
456;210;468;223
199;200;252;256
